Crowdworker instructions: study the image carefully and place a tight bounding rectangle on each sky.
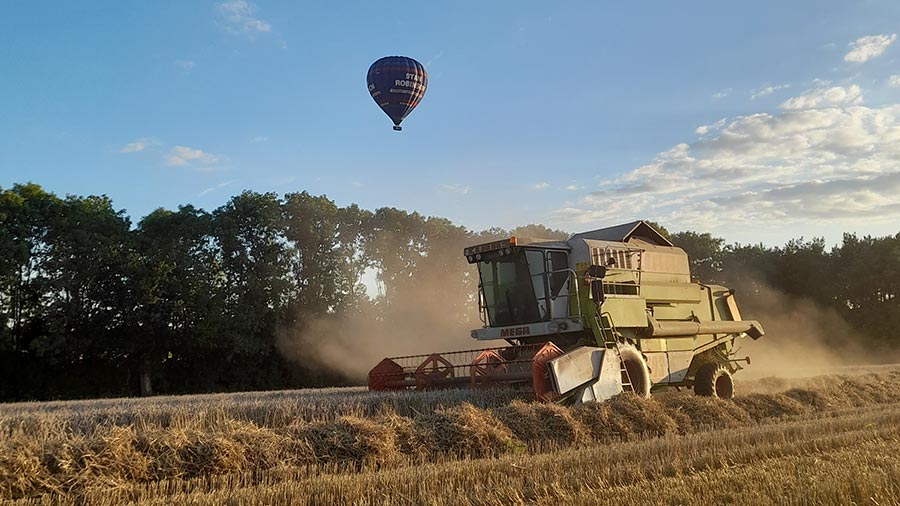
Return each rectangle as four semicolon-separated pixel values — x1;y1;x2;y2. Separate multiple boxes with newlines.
2;1;900;246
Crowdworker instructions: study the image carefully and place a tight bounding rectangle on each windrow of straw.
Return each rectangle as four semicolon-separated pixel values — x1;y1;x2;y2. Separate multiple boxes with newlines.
3;371;900;500
415;403;517;458
659;395;753;433
494;400;590;447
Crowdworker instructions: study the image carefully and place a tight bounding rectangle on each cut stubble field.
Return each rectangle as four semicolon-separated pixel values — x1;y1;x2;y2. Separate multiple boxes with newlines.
3;369;900;505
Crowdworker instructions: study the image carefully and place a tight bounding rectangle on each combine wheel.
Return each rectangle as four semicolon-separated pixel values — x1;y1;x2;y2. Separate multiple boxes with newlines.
618;345;651;398
694;363;734;399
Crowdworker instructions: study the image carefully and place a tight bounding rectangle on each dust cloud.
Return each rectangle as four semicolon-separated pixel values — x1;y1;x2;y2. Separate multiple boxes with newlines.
277;262;879;384
276;287;486;383
733;283;868;379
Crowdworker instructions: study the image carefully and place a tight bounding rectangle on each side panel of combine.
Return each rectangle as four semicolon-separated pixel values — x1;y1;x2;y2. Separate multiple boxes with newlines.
683;285;752;376
599;298;647;327
650;284;716;386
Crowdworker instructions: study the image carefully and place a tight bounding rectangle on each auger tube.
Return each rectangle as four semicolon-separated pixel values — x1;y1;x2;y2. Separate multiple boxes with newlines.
646;316;765;340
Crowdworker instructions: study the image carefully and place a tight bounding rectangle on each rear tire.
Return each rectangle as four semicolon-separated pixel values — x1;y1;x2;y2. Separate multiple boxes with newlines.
618;345;651;397
694;363;734;399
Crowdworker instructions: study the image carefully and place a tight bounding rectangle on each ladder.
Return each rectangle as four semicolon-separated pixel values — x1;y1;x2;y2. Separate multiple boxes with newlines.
594;311;634;393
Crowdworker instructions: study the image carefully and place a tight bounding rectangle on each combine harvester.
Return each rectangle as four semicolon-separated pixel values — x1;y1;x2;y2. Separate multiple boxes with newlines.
369;221;764;403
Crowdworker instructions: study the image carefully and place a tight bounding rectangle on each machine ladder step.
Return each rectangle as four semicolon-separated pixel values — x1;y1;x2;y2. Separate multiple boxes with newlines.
595;312;634;391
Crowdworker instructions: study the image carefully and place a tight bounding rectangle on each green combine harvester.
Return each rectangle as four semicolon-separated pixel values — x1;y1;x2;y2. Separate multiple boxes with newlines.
369;221;764;403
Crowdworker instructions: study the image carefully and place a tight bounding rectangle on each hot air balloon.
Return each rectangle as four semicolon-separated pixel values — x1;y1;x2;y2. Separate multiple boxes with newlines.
367;56;427;131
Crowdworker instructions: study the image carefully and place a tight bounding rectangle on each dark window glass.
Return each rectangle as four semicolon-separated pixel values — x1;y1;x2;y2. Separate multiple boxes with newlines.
548;251;568;298
477;250;541;326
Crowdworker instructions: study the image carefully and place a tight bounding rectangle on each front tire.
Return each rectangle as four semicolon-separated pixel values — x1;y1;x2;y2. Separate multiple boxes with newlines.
618;345;651;398
694;363;734;399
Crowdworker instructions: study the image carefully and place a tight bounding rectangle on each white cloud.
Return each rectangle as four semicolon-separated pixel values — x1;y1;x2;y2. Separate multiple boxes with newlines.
198;179;238;197
119;138;157;153
174;60;196;71
844;34;897;63
165;146;220;168
217;1;271;37
889;75;900;88
441;184;471;194
779;85;863;110
696;118;727;136
531;182;550;190
751;84;791;100
249;135;268;143
553;93;900;234
565;184;582;191
712;88;732;100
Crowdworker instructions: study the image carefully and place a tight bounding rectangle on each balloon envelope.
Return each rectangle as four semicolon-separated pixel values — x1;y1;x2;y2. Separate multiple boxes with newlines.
367;56;427;131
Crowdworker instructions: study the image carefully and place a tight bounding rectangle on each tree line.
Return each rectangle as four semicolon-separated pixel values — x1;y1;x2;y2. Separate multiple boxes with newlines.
668;228;900;354
0;183;564;400
1;183;897;401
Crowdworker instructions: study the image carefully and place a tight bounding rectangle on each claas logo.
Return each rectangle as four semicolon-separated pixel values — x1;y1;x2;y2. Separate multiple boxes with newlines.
500;327;530;337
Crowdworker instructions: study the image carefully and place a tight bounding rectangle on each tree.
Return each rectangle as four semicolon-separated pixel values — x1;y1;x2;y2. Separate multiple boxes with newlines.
509;224;568;241
0;184;63;399
281;192;369;319
212;191;292;389
363;208;476;319
716;242;779;315
773;237;831;302
363;207;429;306
642;220;671;241
0;184;60;356
670;231;725;283
832;233;900;347
125;205;220;395
37;194;132;370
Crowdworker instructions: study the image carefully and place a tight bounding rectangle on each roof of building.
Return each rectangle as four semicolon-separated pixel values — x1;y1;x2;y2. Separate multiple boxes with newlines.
569;220;674;247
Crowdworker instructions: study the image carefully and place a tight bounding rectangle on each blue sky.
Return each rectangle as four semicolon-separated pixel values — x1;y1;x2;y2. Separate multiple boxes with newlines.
2;1;900;245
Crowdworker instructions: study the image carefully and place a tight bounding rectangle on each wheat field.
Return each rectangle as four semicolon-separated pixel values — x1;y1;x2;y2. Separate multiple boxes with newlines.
3;370;900;505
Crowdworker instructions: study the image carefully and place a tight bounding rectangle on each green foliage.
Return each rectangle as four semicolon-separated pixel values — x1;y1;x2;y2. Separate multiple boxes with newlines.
670;231;724;282
508;224;569;241
1;182;900;400
282;192;369;318
127;206;222;375
642;220;671;240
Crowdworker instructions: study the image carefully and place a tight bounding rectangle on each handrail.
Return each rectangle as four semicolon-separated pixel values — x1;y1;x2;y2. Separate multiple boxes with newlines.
558;268;583;322
477;283;486;325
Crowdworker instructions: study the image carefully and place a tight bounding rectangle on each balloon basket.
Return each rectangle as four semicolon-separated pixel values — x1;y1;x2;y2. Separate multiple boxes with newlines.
393;125;402;131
